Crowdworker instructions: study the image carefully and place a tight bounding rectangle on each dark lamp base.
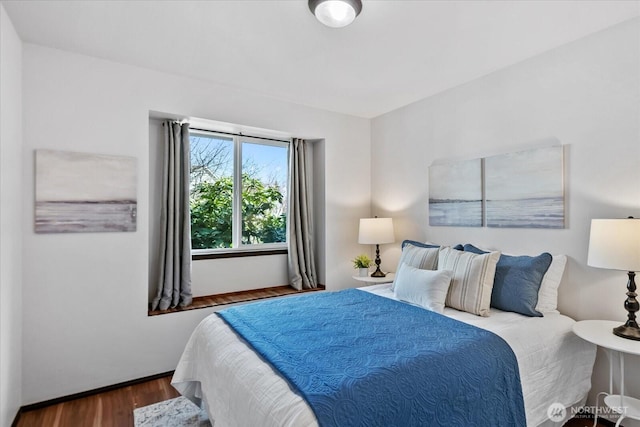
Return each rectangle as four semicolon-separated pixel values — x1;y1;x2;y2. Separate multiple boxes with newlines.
615;271;640;341
370;243;386;277
370;269;386;278
613;324;640;341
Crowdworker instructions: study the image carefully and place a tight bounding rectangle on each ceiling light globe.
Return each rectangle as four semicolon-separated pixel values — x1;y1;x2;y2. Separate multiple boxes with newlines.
309;0;362;28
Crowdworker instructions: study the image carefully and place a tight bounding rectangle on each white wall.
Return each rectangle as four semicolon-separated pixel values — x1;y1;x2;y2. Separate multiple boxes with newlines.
0;4;23;425
21;44;370;404
372;18;640;424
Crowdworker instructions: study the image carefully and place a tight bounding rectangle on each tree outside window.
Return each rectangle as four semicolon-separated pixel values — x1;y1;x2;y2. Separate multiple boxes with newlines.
189;133;288;250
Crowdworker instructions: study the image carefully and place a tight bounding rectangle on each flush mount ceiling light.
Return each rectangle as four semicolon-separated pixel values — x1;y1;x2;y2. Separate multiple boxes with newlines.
309;0;363;28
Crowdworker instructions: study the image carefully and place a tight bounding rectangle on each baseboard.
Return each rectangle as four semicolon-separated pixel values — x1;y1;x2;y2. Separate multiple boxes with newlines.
15;370;174;419
11;409;22;427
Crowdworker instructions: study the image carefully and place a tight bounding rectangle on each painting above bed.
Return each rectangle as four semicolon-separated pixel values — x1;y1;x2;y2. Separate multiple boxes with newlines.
485;145;564;228
428;158;482;227
428;144;564;229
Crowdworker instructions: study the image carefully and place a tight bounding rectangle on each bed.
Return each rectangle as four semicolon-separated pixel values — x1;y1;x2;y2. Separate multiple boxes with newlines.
172;243;597;426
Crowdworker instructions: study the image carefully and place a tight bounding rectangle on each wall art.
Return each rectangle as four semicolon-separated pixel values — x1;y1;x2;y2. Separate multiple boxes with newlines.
428;158;483;227
35;149;137;233
484;145;564;228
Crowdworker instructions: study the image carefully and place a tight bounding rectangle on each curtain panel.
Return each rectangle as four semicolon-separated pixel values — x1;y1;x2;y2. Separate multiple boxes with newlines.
288;138;318;290
151;121;193;310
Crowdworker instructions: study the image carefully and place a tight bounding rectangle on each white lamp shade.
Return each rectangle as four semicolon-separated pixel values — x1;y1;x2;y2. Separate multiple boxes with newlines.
358;218;395;245
588;218;640;272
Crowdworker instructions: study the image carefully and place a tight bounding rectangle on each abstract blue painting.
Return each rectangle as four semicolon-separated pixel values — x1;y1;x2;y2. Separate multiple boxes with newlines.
35;150;137;233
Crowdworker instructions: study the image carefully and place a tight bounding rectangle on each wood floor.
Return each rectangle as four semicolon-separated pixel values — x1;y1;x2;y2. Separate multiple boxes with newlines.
15;376;179;427
15;372;615;427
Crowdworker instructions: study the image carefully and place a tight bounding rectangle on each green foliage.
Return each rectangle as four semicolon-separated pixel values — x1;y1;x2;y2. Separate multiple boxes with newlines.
190;174;286;249
190;176;234;249
352;254;373;269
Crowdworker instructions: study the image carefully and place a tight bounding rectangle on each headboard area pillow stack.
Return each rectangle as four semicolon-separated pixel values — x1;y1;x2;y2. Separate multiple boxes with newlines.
459;244;567;315
463;244;552;317
392;241;450;312
438;246;501;317
392;239;567;317
392;240;501;317
393;265;453;314
391;242;440;291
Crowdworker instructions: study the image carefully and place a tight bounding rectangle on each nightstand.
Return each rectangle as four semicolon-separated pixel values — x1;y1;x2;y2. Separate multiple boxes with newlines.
352;272;395;285
573;320;640;427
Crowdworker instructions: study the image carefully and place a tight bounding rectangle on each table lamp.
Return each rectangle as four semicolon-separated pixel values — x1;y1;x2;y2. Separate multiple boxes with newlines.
588;217;640;340
358;217;395;277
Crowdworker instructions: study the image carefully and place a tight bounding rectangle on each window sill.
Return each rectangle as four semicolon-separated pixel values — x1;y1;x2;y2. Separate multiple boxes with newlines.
148;284;325;316
192;248;287;260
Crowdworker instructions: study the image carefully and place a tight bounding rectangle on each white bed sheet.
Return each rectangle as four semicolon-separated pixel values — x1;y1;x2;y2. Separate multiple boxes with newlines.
172;285;596;427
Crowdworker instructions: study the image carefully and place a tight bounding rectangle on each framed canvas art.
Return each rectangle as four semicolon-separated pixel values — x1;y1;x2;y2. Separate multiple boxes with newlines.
484;145;564;228
428;159;483;227
35;150;137;233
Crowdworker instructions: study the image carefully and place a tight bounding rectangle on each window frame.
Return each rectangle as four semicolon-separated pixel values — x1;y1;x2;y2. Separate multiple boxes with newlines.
189;130;290;258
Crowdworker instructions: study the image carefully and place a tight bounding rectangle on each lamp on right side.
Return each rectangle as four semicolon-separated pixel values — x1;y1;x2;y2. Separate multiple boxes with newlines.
588;217;640;340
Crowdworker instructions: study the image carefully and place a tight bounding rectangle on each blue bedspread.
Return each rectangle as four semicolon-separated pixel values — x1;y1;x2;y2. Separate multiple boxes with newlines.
218;289;525;427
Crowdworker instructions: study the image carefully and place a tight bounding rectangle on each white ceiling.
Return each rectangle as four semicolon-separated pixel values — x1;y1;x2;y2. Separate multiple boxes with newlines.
3;0;639;118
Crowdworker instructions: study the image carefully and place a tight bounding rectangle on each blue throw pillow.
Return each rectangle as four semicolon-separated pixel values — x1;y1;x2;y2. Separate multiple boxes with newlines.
463;244;552;317
401;240;464;250
401;240;440;249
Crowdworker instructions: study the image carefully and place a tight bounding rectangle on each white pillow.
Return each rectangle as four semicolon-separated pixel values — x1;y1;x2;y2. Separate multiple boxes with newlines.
535;254;567;313
438;246;501;317
391;244;440;290
394;264;453;314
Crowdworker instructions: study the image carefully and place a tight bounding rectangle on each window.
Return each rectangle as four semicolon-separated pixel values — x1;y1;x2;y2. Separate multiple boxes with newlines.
189;131;289;253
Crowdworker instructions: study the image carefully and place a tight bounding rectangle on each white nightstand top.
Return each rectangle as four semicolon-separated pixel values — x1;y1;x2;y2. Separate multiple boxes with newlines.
573;320;640;356
604;395;640;419
352;273;395;284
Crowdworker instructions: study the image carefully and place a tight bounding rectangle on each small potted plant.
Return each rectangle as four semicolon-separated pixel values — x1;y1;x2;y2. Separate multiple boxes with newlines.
352;254;373;277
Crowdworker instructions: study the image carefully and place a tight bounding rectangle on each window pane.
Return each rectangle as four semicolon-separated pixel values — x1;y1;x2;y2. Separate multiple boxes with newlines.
189;134;234;249
242;142;288;245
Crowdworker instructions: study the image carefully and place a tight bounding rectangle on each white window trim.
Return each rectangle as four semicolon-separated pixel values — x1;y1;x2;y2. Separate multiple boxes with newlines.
189;130;290;256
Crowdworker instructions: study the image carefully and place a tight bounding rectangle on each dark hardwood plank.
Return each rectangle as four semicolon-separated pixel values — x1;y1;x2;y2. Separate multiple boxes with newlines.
15;376;179;427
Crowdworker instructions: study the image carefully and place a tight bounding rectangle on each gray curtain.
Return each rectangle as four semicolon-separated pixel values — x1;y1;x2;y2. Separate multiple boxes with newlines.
151;121;193;310
288;138;318;290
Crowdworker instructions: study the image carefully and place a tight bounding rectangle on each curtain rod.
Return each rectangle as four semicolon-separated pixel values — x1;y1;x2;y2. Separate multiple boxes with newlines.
188;126;290;144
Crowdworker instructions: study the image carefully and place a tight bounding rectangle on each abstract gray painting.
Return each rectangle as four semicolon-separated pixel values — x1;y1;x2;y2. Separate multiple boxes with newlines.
485;145;564;228
429;159;482;227
35;150;137;233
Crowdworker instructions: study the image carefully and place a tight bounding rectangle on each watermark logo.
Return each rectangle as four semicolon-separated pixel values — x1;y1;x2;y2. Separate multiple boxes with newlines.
547;402;566;422
546;403;628;422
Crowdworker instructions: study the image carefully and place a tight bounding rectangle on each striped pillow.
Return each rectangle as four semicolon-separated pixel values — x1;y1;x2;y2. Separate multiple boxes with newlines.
439;246;501;317
391;243;440;291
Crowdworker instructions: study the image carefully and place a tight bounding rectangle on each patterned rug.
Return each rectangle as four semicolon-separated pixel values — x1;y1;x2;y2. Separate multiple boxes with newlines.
134;396;211;427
